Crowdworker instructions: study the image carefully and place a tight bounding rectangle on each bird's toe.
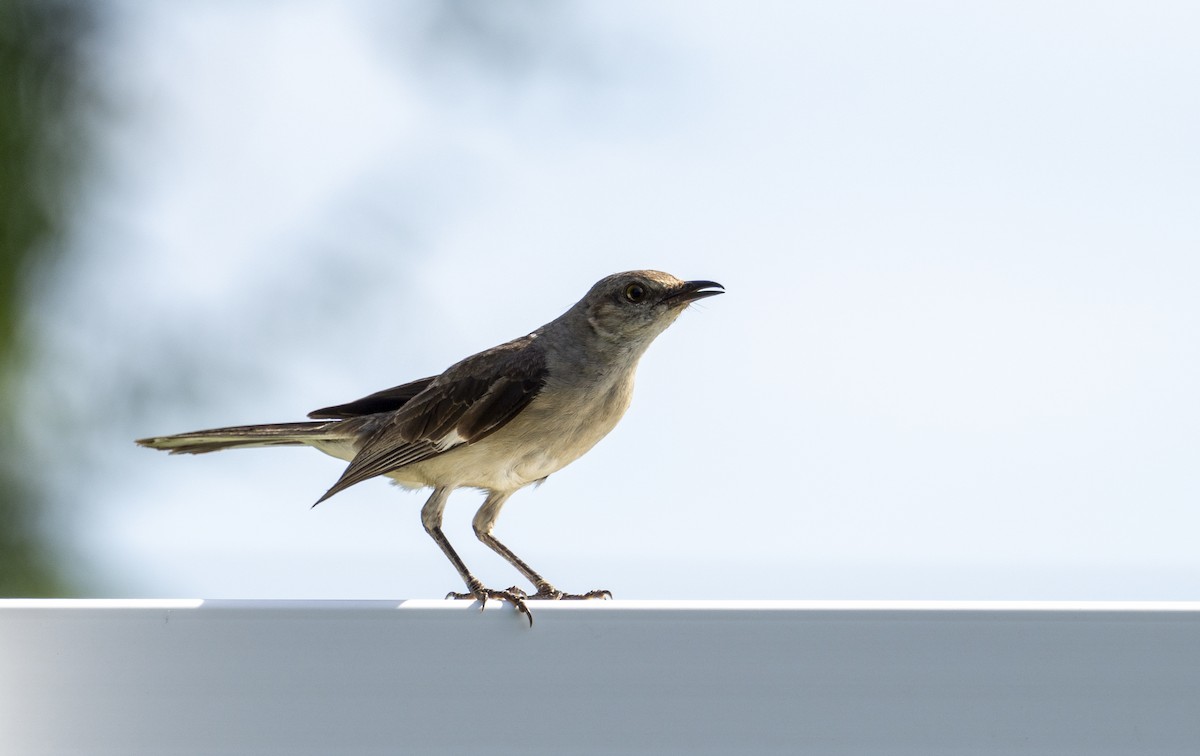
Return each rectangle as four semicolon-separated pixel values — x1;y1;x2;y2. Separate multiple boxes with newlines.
529;584;613;601
446;582;533;626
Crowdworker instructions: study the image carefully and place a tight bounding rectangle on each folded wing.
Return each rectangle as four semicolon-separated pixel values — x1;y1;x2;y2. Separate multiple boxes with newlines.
314;336;548;503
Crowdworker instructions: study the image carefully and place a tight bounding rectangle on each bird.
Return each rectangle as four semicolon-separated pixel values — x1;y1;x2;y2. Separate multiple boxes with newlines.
137;270;723;624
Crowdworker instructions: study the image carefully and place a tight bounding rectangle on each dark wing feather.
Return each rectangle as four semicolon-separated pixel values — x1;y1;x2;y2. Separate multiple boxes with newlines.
307;376;437;419
314;336;548;503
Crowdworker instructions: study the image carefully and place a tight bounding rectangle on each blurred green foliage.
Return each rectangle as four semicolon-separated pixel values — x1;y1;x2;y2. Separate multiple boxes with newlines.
0;0;93;595
0;1;580;596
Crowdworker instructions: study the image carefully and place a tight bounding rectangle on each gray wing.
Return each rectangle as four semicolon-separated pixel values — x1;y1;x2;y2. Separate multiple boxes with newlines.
315;336;548;503
307;376;437;419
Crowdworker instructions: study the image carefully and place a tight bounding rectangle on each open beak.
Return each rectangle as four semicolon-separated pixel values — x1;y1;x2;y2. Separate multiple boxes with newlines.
666;280;725;306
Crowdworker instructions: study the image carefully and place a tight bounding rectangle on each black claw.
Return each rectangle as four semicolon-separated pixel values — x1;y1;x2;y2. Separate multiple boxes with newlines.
490;588;532;627
445;585;534;627
516;598;533;628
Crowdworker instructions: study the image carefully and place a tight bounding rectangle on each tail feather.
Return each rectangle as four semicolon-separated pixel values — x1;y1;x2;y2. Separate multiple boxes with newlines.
136;421;336;455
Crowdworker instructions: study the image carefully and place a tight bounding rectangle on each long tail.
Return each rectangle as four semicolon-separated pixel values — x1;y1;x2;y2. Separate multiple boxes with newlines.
136;422;338;455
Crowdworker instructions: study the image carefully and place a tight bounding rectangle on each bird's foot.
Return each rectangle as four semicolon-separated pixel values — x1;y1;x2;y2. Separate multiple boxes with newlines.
446;581;532;626
528;583;613;601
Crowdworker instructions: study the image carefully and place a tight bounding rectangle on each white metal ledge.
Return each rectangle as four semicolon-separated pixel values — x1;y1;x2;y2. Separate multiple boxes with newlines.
2;600;1199;754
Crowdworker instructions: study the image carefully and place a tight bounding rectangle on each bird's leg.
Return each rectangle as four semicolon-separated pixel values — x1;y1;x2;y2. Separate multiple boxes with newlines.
421;487;531;625
472;492;612;601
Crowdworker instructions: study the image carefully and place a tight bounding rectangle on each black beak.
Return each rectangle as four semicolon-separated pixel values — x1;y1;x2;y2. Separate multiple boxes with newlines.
666;280;725;306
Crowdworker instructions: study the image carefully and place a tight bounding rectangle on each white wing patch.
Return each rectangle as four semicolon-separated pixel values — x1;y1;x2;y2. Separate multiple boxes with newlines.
435;429;466;450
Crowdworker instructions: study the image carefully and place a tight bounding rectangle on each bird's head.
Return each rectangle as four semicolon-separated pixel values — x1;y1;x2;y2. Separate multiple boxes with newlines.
571;270;724;349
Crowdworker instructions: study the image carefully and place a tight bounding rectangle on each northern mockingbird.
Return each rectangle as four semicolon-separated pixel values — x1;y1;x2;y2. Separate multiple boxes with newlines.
138;270;723;623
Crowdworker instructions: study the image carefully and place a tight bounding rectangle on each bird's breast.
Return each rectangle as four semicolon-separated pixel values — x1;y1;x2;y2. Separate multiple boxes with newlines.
394;369;635;493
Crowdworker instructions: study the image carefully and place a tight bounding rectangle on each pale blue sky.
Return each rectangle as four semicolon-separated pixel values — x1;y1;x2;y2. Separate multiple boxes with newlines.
38;1;1200;600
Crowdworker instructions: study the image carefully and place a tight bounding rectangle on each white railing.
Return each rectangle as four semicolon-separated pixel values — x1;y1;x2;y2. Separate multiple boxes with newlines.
2;600;1198;754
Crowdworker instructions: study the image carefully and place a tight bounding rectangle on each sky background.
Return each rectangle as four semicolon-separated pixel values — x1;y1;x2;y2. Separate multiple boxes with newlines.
27;1;1200;601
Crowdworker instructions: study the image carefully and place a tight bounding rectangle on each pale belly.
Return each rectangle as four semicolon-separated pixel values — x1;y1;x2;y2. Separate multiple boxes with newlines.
327;373;636;494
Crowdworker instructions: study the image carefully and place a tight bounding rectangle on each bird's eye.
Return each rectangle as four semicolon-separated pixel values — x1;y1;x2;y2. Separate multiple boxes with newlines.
623;283;647;303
